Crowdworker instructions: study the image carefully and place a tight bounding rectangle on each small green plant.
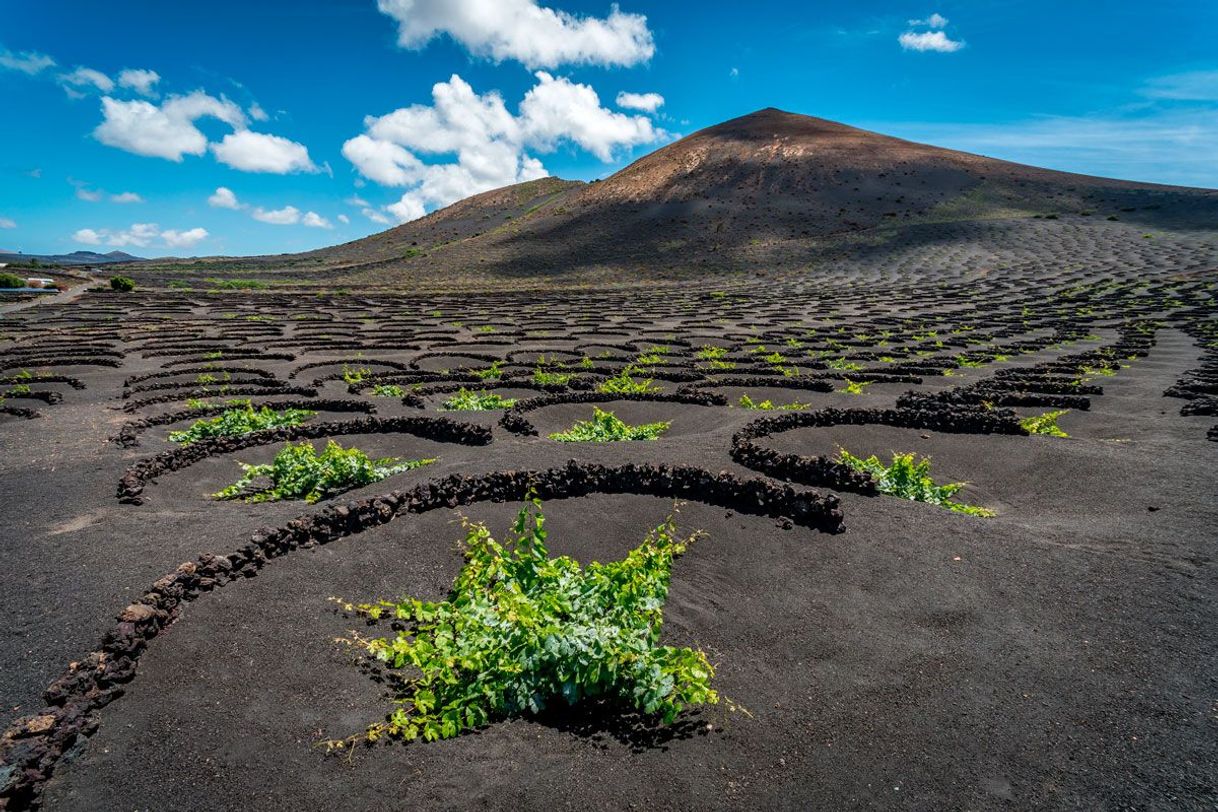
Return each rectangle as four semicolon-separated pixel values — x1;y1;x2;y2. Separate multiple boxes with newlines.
597;370;661;394
371;384;406;397
696;345;728;361
533;369;573;386
549;407;669;442
213;440;433;503
332;499;716;744
1019;410;1069;437
8;383;32;396
109;276;136;292
442;388;516;411
737;395;808;411
470;360;504;381
827;357;863;372
0;273;24;289
341;364;372;385
169;404;316;444
839;379;871;395
838;450;993;517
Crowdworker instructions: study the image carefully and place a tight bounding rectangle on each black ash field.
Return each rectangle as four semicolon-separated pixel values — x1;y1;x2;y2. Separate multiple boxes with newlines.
2;116;1218;811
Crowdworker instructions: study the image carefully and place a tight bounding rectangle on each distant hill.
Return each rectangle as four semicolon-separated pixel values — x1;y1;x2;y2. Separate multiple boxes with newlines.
135;108;1218;287
0;250;144;267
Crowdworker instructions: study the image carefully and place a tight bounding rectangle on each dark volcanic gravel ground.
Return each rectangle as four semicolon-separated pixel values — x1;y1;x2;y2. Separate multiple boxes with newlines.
1;256;1216;809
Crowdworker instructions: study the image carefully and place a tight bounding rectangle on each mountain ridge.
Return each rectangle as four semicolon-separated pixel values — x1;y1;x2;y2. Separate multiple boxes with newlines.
136;108;1218;286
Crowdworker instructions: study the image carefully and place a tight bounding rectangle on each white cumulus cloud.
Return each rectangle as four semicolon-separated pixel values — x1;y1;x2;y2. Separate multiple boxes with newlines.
375;0;654;68
899;29;964;52
110;191;143;203
251;205;301;225
161;227;208;248
900;13;962;52
94;91;314;174
70;223;143;247
208;186;243;209
615;91;664;112
118;68;160;96
302;211;333;229
94;91;246;161
344;72;664;222
337;213;350;224
72;223;208;249
0;217;16;229
211;130;317;173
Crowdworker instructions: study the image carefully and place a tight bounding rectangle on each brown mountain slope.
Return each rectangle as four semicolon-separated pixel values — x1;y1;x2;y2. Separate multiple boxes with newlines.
140;108;1218;286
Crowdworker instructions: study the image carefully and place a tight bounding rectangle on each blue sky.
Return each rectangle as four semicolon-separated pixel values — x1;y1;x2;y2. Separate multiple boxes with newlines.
2;0;1216;257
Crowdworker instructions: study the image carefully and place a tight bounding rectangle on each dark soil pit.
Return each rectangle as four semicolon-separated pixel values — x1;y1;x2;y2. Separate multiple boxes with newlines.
527;400;734;442
426;387;539;413
133;408;387;455
138;432;473;508
413;354;503;374
508;349;584;365
37;495;839;810
759;421;1163;518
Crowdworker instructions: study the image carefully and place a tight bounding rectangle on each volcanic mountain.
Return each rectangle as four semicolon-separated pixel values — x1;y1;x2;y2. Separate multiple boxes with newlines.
153;108;1218;286
0;250;144;267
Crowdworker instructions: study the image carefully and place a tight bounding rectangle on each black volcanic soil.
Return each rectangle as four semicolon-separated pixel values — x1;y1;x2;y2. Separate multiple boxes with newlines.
1;256;1216;810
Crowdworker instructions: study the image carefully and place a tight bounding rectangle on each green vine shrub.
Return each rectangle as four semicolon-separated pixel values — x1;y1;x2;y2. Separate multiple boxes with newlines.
213;439;434;503
737;395;809;411
1019;410;1069;437
441;388;517;411
549;407;669;442
169;403;316;444
597;371;661;395
838;449;994;517
335;498;717;743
